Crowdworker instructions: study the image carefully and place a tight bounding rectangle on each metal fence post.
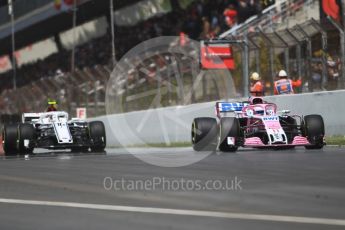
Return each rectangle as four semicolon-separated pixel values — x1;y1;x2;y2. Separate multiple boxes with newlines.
296;25;313;92
284;49;289;74
286;29;302;80
248;36;261;76
255;49;260;74
311;18;328;89
166;57;173;105
191;56;198;103
269;46;275;95
258;28;275;95
156;65;162;108
243;32;249;97
171;57;184;105
85;82;89;114
326;16;345;89
94;81;99;116
274;32;290;74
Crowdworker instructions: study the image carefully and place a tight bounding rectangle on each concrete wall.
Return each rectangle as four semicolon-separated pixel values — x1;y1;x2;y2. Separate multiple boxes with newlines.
265;91;344;136
92;90;345;146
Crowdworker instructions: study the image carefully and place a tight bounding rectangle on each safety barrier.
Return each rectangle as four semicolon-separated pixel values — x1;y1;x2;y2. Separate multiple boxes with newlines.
1;91;342;149
91;90;345;147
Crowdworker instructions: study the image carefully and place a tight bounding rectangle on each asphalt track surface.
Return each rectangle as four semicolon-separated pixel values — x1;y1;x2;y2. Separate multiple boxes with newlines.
0;147;345;230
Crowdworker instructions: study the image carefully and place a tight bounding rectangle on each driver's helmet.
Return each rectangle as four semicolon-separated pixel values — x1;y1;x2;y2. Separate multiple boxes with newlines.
48;99;57;105
249;97;264;105
47;99;58;112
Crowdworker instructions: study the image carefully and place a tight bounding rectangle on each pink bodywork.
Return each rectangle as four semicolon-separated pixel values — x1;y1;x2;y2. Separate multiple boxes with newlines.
244;136;310;147
240;102;310;147
216;98;312;148
240;103;279;137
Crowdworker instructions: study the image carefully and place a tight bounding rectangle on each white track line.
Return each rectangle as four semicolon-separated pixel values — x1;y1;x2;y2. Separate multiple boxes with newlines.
0;198;345;226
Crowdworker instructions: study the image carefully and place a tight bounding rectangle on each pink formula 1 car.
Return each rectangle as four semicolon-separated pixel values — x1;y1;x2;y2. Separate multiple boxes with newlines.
191;97;325;152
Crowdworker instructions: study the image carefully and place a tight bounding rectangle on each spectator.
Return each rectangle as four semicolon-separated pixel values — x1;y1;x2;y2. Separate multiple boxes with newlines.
200;17;211;39
0;0;265;94
326;56;340;90
236;0;257;23
223;5;238;28
311;62;322;91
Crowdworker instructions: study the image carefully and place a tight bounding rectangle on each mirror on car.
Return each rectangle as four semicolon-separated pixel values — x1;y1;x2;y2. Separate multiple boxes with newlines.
246;109;254;117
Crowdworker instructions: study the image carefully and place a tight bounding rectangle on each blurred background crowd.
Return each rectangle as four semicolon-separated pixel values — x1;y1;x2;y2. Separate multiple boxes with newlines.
0;0;272;92
0;0;343;106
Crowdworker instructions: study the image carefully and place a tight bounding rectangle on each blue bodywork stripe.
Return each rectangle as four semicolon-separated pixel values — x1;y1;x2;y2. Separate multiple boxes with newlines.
218;102;248;112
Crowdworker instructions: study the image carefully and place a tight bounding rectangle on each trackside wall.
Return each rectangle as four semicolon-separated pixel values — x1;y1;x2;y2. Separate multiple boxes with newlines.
91;90;345;146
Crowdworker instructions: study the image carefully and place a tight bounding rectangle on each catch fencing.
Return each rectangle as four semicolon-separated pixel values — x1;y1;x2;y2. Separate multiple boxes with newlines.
0;0;344;121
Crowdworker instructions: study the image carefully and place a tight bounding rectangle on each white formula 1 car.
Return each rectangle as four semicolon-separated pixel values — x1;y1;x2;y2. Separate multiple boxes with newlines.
2;111;106;155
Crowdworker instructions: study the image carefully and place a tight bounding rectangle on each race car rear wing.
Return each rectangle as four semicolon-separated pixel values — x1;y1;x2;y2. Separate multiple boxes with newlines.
22;112;70;123
22;113;43;123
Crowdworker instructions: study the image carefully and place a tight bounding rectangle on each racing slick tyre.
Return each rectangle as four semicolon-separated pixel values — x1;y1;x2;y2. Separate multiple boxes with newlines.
89;121;106;152
302;115;325;149
18;123;36;155
3;124;18;156
219;117;242;152
191;118;217;152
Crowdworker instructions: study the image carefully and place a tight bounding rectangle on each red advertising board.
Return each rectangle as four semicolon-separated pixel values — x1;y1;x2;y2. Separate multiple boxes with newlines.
200;41;235;70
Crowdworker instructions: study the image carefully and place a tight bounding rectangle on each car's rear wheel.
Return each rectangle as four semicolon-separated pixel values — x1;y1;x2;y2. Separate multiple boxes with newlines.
89;121;106;152
191;118;217;151
3;124;18;156
219;117;242;152
302;115;325;149
18;123;36;155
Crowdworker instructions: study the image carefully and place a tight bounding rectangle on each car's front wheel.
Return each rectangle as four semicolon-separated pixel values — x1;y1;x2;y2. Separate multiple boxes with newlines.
302;115;325;149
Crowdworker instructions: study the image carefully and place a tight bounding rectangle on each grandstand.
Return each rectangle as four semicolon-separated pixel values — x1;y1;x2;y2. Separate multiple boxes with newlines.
0;0;344;118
